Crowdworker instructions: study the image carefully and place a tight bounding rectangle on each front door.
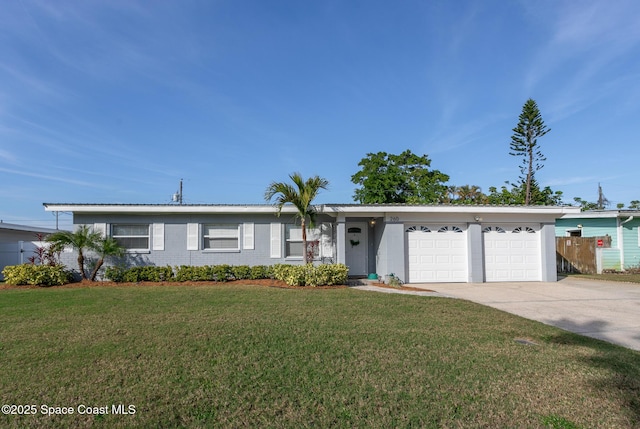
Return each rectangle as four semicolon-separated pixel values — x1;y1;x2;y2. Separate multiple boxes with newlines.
345;222;368;276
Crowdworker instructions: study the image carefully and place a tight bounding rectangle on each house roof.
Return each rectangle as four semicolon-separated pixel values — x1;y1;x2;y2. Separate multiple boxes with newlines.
43;203;581;217
560;210;640;219
0;221;59;234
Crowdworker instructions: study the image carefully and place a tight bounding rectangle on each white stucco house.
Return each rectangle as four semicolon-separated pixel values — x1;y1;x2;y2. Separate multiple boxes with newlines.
43;203;580;283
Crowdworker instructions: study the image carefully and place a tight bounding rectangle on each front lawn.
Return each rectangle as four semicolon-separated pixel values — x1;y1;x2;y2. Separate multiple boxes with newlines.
566;272;640;284
1;285;638;428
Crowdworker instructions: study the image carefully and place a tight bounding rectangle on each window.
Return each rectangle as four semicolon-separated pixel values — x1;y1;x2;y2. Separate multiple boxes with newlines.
406;226;431;233
438;226;463;233
203;224;240;250
285;224;320;258
483;226;506;233
112;224;150;251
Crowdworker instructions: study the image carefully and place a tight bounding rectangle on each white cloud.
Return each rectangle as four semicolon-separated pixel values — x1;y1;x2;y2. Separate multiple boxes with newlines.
0;166;104;188
524;0;640;116
0;148;16;163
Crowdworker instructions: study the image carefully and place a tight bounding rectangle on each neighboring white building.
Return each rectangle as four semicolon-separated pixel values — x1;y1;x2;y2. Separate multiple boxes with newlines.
0;222;60;280
44;203;580;283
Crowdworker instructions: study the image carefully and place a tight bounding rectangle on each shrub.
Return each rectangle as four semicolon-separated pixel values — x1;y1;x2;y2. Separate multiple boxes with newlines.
104;266;126;282
175;265;211;282
2;264;73;286
313;263;348;286
271;263;348;287
92;263;348;286
105;266;173;282
211;264;232;282
271;264;292;282
250;265;271;280
285;265;308;287
231;265;252;280
174;265;233;282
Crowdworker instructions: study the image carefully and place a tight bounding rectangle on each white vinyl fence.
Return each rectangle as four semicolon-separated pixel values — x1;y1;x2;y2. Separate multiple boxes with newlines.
0;241;39;280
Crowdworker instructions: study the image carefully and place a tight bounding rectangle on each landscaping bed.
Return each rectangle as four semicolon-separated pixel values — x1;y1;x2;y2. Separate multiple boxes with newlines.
0;278;432;292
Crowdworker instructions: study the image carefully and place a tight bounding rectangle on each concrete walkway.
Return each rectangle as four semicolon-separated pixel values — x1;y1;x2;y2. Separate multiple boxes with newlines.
354;277;640;351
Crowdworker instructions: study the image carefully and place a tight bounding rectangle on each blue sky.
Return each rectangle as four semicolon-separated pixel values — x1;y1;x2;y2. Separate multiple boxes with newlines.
2;0;639;230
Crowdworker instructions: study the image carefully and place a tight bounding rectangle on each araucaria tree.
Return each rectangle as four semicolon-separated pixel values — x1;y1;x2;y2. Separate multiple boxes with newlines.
351;150;450;204
509;98;550;205
265;172;329;264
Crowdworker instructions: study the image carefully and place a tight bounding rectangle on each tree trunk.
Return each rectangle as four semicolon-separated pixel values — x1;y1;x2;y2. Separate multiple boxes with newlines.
525;147;533;205
90;258;104;281
302;219;308;264
77;252;87;280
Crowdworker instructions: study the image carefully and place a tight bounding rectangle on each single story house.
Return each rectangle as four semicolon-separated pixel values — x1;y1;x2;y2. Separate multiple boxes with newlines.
43;203;580;283
556;210;640;271
0;222;60;280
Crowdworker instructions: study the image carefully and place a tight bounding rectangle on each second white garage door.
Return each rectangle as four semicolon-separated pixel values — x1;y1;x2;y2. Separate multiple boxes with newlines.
406;225;468;283
483;225;541;282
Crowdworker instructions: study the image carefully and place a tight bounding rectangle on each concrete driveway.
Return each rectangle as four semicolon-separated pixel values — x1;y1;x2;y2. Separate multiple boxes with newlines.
424;277;640;351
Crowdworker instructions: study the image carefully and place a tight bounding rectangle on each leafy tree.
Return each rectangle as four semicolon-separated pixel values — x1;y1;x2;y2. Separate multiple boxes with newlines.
265;172;329;264
442;185;458;204
351;150;450;204
573;197;600;211
487;182;524;205
89;236;125;281
509;99;550;205
573;185;612;211
47;225;102;280
629;200;640;210
488;179;562;206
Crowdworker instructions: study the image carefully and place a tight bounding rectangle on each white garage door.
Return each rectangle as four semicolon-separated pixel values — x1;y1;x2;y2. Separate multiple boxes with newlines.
406;225;468;283
483;225;541;282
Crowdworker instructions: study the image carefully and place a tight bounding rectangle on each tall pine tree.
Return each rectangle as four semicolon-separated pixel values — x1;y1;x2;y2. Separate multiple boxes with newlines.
509;99;550;205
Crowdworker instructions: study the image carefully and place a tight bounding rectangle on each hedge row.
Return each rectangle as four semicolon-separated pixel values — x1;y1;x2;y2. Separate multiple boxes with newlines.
104;264;348;287
2;265;74;287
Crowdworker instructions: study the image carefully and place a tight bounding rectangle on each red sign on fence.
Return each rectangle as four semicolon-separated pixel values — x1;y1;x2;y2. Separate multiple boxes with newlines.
597;239;604;247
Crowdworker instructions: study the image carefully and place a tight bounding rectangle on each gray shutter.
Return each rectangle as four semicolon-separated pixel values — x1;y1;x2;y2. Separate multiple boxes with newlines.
152;223;165;251
270;223;282;258
187;223;199;250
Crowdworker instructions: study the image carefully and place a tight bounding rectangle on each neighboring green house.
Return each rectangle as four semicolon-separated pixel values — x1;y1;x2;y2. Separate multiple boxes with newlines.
556;210;640;271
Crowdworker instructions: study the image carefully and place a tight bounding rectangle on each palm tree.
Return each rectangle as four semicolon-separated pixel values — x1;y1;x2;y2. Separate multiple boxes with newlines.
265;172;329;264
47;225;102;280
89;236;125;281
456;185;485;204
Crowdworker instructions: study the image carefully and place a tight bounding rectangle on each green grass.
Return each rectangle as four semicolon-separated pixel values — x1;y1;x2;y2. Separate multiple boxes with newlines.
1;285;639;428
566;273;640;284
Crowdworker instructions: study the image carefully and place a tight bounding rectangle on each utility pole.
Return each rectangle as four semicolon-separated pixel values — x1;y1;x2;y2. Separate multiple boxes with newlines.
597;183;609;210
172;179;184;204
